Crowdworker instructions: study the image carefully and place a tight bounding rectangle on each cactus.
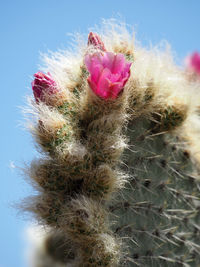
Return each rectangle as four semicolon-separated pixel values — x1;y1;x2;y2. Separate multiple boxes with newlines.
24;21;200;267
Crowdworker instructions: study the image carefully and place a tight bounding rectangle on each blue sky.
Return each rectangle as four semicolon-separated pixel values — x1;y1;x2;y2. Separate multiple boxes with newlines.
1;1;200;266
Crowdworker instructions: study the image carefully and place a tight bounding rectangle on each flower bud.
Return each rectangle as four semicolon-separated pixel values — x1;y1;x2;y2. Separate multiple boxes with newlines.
186;52;200;76
88;32;106;52
32;72;58;103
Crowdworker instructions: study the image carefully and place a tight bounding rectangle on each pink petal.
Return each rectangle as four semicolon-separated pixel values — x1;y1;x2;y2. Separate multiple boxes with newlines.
191;52;200;73
90;64;104;84
97;69;112;99
84;54;102;74
98;79;110;99
187;52;200;75
98;68;111;90
123;62;132;75
102;53;126;74
121;76;129;87
121;71;131;86
87;77;98;95
102;52;115;70
107;83;122;99
109;73;121;83
112;53;125;74
84;54;94;74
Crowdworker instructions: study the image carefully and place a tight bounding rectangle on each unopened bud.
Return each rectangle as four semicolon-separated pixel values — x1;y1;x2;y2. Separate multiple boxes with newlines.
88;32;106;51
32;72;58;103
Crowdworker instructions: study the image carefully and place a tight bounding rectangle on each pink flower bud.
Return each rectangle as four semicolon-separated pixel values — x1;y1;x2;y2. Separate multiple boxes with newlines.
84;52;132;100
32;72;58;103
88;32;106;51
186;52;200;76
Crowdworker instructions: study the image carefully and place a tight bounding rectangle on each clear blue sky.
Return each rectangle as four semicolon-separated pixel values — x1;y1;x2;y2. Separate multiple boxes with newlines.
1;1;200;266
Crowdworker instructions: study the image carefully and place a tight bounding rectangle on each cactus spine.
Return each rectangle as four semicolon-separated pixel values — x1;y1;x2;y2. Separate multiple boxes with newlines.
24;21;200;266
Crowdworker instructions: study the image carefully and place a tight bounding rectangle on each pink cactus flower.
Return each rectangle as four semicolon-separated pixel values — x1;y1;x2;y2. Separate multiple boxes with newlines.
32;71;58;103
187;52;200;75
84;52;132;100
88;32;106;52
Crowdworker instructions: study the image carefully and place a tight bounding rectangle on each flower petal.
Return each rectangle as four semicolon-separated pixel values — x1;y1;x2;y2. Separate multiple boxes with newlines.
190;52;200;74
98;68;112;89
123;62;132;75
84;54;103;74
90;64;104;84
112;53;125;74
87;77;98;95
102;52;115;70
108;83;123;99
